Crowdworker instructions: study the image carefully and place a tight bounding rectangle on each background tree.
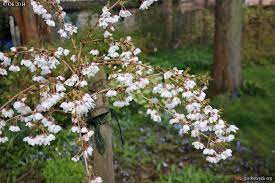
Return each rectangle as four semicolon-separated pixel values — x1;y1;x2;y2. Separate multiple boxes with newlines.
162;0;174;48
11;1;50;44
201;0;209;43
213;0;243;94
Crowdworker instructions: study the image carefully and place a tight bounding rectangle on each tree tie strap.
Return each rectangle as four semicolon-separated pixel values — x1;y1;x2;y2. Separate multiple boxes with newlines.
110;108;125;147
88;109;124;155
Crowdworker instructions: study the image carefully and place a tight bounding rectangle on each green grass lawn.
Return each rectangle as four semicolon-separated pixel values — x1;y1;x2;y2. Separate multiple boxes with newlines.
145;45;213;73
215;65;275;158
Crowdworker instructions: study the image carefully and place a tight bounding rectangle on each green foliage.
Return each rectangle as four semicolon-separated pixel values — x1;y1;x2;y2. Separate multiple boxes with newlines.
241;80;266;96
146;44;213;73
123;7;215;51
156;165;230;183
42;158;85;183
243;6;275;65
212;65;275;172
0;129;79;182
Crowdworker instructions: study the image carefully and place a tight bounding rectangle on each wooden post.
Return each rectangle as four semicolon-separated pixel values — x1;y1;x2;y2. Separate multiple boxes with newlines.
89;68;115;183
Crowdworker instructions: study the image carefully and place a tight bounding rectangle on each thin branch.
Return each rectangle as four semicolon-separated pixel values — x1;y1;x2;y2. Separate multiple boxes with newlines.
61;59;76;74
0;84;36;111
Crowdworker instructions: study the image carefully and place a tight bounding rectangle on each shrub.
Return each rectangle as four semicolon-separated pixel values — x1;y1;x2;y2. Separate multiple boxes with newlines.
42;158;85;183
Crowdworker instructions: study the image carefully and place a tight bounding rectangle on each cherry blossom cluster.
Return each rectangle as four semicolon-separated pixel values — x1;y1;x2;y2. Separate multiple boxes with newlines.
31;0;55;27
0;48;20;75
140;0;159;10
0;0;238;182
30;0;77;38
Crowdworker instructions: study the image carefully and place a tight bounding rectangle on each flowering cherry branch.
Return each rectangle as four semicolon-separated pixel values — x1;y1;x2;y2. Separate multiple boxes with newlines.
0;0;238;182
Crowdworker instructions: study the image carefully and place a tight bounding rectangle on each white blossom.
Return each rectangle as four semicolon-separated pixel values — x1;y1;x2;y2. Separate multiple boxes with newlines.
113;96;133;108
106;90;117;97
0;68;7;76
146;109;161;122
1;108;14;118
184;79;196;90
84;146;93;156
164;71;173;80
179;125;190;134
23;134;56;146
31;0;55;27
77;80;88;88
21;59;36;72
10;47;17;52
81;64;100;78
8;65;20;72
192;141;204;150
70;55;77;62
13;101;32;115
0;52;4;60
46;19;55;27
90;177;103;183
56;83;66;92
99;7;120;29
90;49;99;56
48;124;62;134
64;74;79;86
81;127;88;133
119;9;131;18
58;23;78;38
226;125;239;133
103;31;112;38
206;156;219;163
38;92;64;112
0;137;8;144
32;76;46;83
108;45;119;58
63;49;70;56
60;93;95;116
133;48;141;55
71;126;80;133
203;148;216;155
140;0;159;10
9;126;20;132
71;156;80;162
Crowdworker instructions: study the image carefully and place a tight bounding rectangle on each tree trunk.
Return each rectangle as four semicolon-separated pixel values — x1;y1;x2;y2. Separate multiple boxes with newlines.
256;0;263;49
213;0;243;94
11;1;50;45
162;0;174;48
89;68;115;183
201;0;209;44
